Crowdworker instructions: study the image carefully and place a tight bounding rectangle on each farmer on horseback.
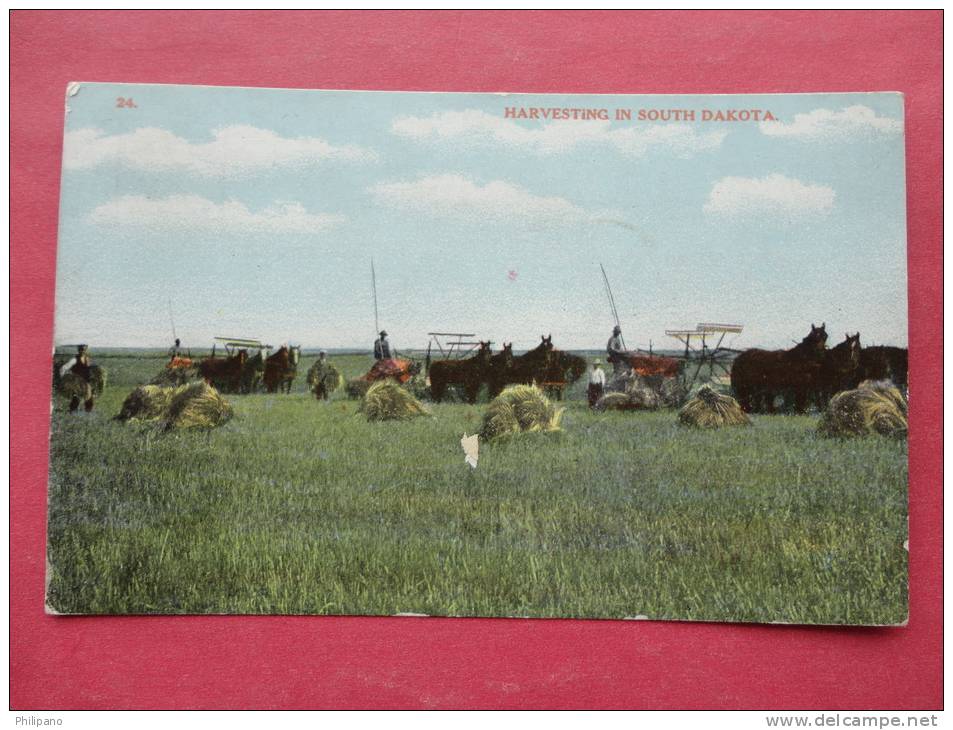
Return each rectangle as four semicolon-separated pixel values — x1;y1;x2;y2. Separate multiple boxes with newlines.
59;343;95;413
607;325;626;374
373;330;392;360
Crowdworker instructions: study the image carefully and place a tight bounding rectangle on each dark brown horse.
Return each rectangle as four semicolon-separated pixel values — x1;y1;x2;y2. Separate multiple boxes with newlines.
199;349;248;394
486;342;515;398
540;350;587;400
730;323;828;413
816;333;862;407
502;335;556;389
429;341;492;403
240;349;266;393
859;345;908;389
263;345;301;394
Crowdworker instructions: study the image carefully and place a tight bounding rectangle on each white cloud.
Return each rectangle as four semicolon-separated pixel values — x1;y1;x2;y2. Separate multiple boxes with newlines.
703;174;835;220
759;105;903;141
392;110;726;157
88;195;345;235
64;125;378;177
368;174;617;226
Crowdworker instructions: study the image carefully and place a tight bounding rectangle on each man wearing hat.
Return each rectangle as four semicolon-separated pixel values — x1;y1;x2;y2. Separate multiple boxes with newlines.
587;358;606;408
373;330;392;361
307;350;335;401
606;325;626;374
58;343;95;413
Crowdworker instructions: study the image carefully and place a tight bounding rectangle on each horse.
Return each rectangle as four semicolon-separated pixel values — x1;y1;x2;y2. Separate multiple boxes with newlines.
859;345;908;390
428;341;492;404
816;333;862;407
502;335;556;390
263;345;301;394
540;350;587;400
486;342;515;398
240;349;266;393
199;349;248;394
730;323;828;413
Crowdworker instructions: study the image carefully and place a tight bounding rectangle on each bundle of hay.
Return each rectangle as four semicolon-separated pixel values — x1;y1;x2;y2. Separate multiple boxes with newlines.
88;365;107;395
58;372;90;399
819;380;907;438
116;384;177;422
480;384;564;441
55;365;107;397
116;381;233;430
306;361;343;396
626;380;661;409
593;391;636;411
162;381;234;431
678;385;751;429
594;373;661;411
602;371;668;409
346;378;372;399
359;380;429;421
149;366;200;387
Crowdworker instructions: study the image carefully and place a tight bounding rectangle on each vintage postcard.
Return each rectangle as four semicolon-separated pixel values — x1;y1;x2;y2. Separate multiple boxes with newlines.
47;84;908;623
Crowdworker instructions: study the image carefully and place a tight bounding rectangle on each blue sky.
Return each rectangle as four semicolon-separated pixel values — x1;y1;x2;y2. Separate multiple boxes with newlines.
55;84;907;351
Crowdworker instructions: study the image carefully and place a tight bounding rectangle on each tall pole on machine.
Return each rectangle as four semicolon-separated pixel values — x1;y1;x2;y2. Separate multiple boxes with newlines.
371;258;380;337
600;263;626;350
168;298;177;343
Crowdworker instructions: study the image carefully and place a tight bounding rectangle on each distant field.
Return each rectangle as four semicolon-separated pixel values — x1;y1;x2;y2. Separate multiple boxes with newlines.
46;352;908;623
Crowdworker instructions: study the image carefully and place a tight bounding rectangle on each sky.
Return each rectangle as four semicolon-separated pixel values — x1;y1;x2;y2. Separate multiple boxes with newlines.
54;84;908;352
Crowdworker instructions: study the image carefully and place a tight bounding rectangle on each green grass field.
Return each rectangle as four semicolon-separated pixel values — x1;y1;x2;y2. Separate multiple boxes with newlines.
46;352;908;624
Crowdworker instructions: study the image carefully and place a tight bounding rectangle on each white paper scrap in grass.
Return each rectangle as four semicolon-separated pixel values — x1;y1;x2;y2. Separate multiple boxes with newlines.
461;432;479;469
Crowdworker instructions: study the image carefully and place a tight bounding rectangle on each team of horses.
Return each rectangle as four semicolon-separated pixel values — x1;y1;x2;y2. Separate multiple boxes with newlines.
193;337;586;404
730;323;908;413
192;328;906;413
198;345;301;395
428;335;587;404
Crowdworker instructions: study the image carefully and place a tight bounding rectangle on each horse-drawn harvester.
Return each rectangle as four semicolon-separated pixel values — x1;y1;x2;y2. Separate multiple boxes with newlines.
196;337;271;394
423;335;585;403
199;337;302;394
597;324;744;409
422;332;487;368
664;322;744;392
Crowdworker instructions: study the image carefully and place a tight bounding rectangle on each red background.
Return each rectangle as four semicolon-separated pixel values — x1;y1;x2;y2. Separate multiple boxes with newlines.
10;10;943;710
